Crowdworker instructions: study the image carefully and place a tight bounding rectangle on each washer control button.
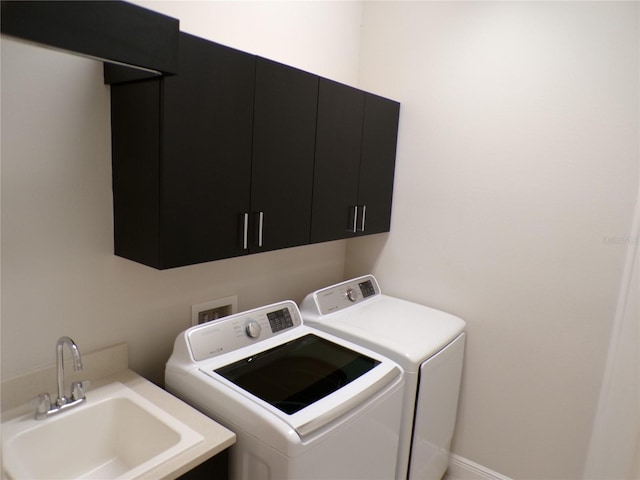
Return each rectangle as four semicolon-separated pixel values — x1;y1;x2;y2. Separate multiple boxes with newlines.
346;288;358;302
244;319;262;338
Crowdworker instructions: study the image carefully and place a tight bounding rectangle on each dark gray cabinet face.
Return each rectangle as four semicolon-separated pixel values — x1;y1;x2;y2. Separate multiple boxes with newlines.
111;33;255;269
311;80;400;243
250;58;318;253
161;33;255;267
111;33;399;270
358;93;400;235
311;79;365;243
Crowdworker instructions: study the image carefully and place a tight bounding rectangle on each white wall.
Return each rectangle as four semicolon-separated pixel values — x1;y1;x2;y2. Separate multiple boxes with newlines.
135;0;363;85
1;1;364;386
349;2;639;479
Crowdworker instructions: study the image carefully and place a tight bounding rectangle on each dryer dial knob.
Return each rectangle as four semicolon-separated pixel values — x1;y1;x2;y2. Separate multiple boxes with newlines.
244;319;262;338
346;288;357;302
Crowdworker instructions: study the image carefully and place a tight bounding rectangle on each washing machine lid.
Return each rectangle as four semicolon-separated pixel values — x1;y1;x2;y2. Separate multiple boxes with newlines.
196;328;401;438
213;333;380;415
300;275;466;371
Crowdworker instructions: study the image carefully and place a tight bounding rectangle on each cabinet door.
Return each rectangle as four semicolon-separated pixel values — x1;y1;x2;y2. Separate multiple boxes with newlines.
311;79;365;243
357;93;400;235
161;33;255;268
250;58;318;252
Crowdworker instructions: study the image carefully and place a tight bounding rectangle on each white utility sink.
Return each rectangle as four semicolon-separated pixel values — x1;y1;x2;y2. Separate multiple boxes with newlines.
2;381;203;479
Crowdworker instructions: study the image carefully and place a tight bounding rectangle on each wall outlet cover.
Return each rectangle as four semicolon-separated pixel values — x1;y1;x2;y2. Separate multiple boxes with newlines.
191;295;238;326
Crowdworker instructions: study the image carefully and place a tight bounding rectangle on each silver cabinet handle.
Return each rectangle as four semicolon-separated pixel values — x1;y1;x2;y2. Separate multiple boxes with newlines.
350;206;358;233
358;205;367;232
240;213;249;250
254;211;264;247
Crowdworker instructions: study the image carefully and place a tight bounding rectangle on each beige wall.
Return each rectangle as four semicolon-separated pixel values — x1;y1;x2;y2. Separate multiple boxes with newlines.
135;0;363;85
349;2;639;479
1;1;364;386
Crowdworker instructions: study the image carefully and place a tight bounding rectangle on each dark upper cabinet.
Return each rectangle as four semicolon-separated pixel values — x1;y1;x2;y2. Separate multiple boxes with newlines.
111;31;399;269
111;32;255;269
250;58;319;253
311;79;400;243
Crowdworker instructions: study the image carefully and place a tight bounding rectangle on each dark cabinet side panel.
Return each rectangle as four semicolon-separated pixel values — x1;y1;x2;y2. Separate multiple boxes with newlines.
111;80;162;268
251;58;318;253
160;33;255;268
311;79;365;243
178;449;229;479
357;93;400;235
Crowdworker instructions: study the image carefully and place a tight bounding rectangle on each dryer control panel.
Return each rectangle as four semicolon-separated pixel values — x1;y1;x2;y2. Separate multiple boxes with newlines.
186;300;302;361
305;275;381;316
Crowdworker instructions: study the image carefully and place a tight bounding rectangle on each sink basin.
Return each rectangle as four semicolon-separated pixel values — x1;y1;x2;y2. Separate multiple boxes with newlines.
2;381;203;479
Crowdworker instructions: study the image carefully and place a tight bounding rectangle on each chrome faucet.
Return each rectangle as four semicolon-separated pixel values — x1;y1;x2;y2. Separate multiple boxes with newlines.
35;336;86;419
56;336;83;406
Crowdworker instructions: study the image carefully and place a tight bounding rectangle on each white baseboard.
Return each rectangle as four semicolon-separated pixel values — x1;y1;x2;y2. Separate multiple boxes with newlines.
445;454;513;480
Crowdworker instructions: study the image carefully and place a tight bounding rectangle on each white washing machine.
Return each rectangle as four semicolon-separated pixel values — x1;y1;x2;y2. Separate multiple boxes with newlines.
300;275;466;480
166;300;405;480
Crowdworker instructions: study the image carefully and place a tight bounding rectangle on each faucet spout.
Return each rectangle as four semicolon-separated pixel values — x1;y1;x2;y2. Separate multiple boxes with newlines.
56;336;83;407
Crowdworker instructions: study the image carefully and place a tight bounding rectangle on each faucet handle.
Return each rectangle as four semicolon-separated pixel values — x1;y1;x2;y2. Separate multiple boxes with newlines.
71;381;89;401
34;393;51;418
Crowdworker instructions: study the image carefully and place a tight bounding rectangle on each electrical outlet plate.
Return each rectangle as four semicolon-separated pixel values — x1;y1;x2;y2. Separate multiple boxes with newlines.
191;295;238;326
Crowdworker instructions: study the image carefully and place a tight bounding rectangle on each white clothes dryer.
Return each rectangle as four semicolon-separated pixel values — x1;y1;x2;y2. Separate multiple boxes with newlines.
166;300;405;480
301;275;466;480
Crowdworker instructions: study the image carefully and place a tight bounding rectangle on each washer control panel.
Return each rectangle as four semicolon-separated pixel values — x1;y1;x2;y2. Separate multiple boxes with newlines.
187;300;302;361
311;275;381;315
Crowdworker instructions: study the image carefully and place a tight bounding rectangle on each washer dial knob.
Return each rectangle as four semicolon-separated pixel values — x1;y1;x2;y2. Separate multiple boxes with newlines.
346;288;358;302
244;319;262;338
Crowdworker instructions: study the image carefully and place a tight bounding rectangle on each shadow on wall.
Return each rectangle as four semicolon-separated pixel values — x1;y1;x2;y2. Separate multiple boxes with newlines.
344;233;390;279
